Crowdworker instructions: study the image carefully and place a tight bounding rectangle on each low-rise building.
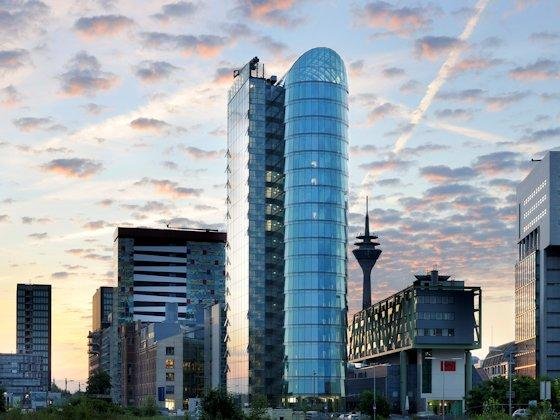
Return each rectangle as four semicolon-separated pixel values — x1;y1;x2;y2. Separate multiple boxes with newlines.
481;342;516;379
348;270;481;415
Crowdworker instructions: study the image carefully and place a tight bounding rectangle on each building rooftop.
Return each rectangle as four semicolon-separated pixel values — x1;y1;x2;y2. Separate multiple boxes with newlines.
113;226;226;244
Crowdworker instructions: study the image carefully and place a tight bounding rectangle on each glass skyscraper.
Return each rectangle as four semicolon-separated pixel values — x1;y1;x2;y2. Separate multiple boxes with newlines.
226;48;348;405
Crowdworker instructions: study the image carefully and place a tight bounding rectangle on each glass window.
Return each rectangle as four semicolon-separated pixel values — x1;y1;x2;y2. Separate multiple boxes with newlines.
166;347;174;356
165;358;174;369
166;372;175;381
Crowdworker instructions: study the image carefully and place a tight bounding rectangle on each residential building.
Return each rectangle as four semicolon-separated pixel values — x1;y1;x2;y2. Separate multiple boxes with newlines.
0;353;49;396
515;151;560;378
226;47;349;406
111;227;226;405
16;284;51;391
348;270;481;415
481;342;516;379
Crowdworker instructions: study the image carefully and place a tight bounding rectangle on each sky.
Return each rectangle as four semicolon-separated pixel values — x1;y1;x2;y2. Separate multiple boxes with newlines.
1;0;559;391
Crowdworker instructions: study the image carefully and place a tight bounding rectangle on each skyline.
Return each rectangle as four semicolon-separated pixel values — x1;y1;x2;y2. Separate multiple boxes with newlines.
1;0;560;391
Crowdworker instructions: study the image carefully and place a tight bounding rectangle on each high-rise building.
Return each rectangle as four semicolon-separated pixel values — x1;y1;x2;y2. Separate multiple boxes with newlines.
515;150;560;378
16;284;51;391
226;47;349;405
88;286;114;375
111;227;226;405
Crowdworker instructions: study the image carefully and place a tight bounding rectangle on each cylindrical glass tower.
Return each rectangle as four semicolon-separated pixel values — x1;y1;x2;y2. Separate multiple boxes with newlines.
283;47;348;402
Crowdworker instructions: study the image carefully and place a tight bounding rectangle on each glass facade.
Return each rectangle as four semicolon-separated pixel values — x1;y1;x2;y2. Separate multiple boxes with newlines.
226;58;285;402
515;249;538;377
283;48;349;398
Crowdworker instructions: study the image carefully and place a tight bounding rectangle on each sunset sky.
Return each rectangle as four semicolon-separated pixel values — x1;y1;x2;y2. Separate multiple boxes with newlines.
1;0;559;391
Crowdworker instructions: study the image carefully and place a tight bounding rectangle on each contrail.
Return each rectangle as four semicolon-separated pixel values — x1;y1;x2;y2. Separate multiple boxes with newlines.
359;0;490;193
392;0;491;154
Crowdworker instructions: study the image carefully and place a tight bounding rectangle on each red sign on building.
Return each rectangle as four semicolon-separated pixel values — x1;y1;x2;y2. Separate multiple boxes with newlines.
440;360;456;371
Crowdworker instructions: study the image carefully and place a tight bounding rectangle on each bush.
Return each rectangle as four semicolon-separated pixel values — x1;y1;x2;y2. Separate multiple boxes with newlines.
201;389;244;420
357;390;390;418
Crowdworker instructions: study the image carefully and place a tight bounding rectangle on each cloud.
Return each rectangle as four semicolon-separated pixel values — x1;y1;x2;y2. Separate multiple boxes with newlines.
51;271;69;279
367;102;399;124
21;216;51;224
82;103;106;115
0;215;9;223
0;49;31;71
382;67;405;78
359;159;413;174
180;146;223;160
400;143;450;157
358;1;434;34
434;108;473;121
96;199;114;206
74;14;134;38
0;1;49;38
420;165;477;183
134;60;179;83
41;158;103;178
485;91;530;111
522;127;560;143
59;51;118;96
134;178;202;198
437;88;485;102
529;31;560;42
12;117;65;132
130;117;171;132
0;85;23;107
424;183;477;200
472;151;529;175
140;32;227;58
399;79;421;93
349;60;365;77
452;56;503;75
415;36;465;60
152;1;197;22
160;217;223;230
161;160;178;170
83;220;110;230
214;66;234;84
376;178;402;187
509;59;560;81
28;232;48;239
235;0;303;27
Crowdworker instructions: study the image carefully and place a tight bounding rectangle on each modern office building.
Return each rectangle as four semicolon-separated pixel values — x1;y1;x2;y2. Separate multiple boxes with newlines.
88;286;114;376
481;342;516;380
0;353;50;396
16;284;51;391
111;227;226;405
204;303;226;391
348;270;481;415
515;150;560;379
226;48;349;405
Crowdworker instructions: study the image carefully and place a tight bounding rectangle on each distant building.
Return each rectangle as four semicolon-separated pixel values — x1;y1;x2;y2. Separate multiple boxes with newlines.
0;353;49;396
88;286;113;376
111;227;226;405
515;150;560;378
204;303;226;391
348;270;481;415
481;342;516;379
16;284;51;391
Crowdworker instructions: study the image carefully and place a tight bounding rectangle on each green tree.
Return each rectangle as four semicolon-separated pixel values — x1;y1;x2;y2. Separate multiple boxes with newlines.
141;396;157;416
483;397;505;416
358;390;390;418
85;370;111;396
248;394;268;420
0;387;6;413
201;389;244;420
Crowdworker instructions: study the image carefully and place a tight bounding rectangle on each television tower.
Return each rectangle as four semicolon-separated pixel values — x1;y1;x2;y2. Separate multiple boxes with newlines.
352;197;382;309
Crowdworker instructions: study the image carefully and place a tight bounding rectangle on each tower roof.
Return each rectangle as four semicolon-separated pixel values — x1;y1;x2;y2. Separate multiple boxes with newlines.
355;197;380;248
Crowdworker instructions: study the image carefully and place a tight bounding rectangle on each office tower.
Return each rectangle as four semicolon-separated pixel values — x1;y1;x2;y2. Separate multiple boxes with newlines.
204;303;226;391
352;198;382;310
114;227;226;324
16;284;51;391
515;150;560;378
226;47;348;405
283;47;348;403
88;286;114;375
111;227;226;404
226;56;285;403
348;270;482;415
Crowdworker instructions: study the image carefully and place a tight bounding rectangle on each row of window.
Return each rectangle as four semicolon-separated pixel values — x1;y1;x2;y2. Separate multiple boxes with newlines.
285;256;345;274
285;134;348;155
417;312;455;321
285;151;347;172
285;81;347;103
417;328;455;337
417;295;455;304
284;169;348;189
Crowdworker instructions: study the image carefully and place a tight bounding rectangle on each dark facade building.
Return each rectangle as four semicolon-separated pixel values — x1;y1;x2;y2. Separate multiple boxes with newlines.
348;270;481;415
226;47;349;406
204;303;226;391
16;284;51;391
481;342;516;379
111;227;226;404
515;151;560;378
0;353;49;396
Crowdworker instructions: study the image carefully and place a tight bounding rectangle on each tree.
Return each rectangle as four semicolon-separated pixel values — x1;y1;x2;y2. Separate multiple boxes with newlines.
141;396;157;416
0;387;6;413
248;394;268;420
201;389;244;420
358;390;390;418
86;369;111;396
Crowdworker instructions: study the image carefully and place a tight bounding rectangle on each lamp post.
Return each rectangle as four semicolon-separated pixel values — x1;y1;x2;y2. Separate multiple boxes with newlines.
426;356;462;420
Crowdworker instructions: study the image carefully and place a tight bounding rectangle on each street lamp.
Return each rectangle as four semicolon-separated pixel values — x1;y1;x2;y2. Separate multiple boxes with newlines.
426;357;462;420
371;363;390;420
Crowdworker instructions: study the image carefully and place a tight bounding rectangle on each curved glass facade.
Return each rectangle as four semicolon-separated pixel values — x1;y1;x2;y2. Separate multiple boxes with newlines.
283;48;348;399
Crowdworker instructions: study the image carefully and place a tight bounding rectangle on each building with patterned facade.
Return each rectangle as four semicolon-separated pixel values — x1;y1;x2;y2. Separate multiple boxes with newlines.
111;227;226;405
515;150;560;378
88;286;114;376
348;270;481;415
226;48;349;407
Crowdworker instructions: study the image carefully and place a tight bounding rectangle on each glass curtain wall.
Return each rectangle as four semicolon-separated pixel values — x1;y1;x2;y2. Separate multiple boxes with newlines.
283;47;349;402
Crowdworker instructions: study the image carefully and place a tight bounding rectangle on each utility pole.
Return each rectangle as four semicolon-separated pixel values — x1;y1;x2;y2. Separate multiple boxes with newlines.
509;352;513;416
